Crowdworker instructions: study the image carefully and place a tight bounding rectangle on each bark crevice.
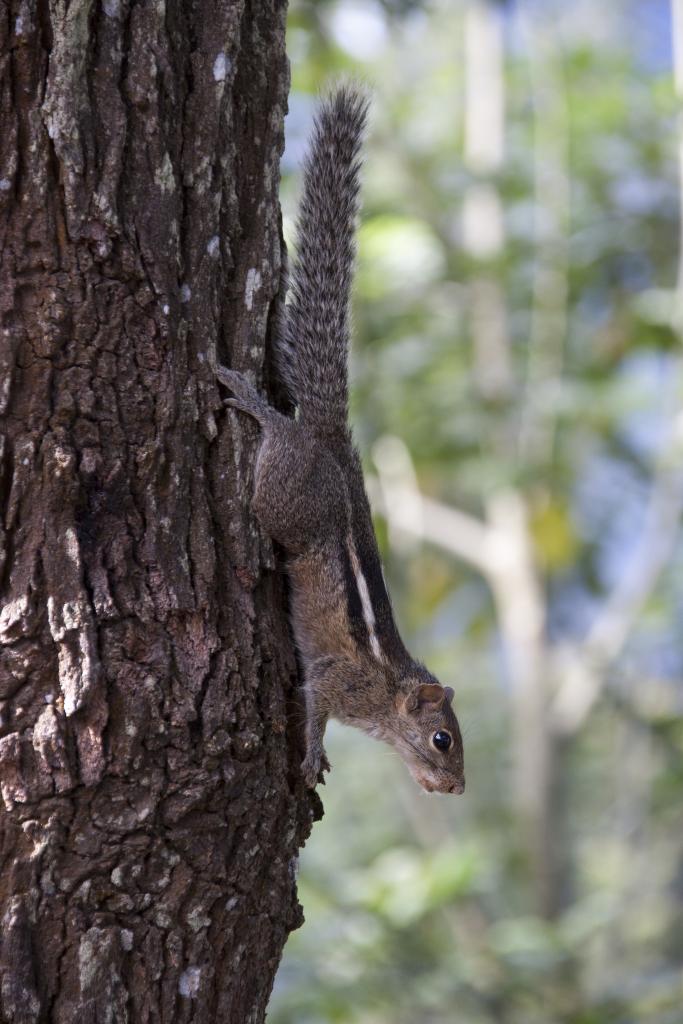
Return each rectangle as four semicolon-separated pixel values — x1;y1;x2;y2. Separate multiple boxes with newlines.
0;2;313;1020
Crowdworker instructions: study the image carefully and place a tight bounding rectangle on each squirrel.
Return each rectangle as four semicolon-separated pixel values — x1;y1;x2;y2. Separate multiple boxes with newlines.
216;86;465;795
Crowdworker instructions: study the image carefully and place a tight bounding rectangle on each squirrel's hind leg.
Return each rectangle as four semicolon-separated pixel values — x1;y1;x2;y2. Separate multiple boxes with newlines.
251;422;347;552
216;363;347;552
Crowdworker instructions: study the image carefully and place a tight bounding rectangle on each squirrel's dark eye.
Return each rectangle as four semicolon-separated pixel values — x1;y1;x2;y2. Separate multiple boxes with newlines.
432;730;452;752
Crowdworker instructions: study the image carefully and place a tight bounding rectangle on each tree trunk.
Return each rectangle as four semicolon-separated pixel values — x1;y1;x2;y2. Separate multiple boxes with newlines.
0;2;316;1021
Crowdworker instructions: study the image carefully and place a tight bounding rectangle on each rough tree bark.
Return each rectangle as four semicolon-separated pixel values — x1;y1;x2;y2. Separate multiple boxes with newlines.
0;1;317;1021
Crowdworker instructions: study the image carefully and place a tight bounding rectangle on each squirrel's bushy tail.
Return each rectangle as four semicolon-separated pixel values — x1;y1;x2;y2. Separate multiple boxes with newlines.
277;85;369;434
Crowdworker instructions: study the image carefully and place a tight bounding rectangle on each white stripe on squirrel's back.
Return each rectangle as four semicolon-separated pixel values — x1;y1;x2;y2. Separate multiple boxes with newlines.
347;536;384;662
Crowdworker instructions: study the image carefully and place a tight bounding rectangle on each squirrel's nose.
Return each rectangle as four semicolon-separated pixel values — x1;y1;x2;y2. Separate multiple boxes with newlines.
449;779;465;795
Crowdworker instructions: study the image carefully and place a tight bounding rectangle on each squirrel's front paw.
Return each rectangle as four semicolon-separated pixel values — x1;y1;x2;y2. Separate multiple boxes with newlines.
301;750;331;788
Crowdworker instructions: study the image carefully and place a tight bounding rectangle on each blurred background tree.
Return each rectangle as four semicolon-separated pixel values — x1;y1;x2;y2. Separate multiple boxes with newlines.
271;1;683;1021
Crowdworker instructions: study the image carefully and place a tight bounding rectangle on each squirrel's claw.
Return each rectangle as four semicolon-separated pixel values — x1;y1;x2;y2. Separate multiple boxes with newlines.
215;364;242;388
301;750;331;789
224;396;255;415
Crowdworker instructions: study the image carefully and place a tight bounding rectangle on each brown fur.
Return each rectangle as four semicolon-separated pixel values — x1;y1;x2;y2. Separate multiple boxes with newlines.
216;367;465;795
215;87;465;796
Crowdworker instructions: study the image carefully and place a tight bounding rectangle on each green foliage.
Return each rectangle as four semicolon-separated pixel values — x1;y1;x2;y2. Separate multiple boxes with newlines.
272;2;683;1022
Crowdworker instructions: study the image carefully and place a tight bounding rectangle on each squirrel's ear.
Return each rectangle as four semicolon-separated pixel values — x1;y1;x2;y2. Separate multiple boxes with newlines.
399;683;446;714
417;683;446;707
444;686;454;704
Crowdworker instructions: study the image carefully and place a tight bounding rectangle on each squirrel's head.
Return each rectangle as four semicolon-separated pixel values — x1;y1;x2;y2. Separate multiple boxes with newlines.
392;680;465;795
